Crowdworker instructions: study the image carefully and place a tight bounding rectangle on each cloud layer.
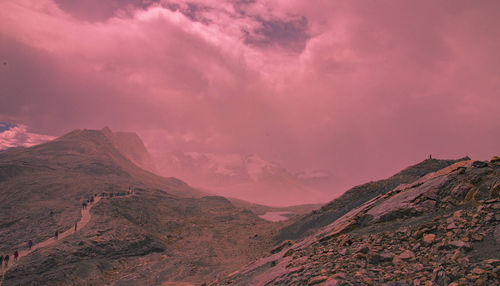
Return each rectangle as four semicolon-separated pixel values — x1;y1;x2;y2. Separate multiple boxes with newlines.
1;0;499;200
0;122;55;150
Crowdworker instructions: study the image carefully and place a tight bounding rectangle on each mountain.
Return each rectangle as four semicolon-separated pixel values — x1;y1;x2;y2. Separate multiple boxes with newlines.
0;123;157;174
0;122;55;150
155;151;335;206
101;126;157;173
0;128;279;285
212;158;500;285
276;157;470;242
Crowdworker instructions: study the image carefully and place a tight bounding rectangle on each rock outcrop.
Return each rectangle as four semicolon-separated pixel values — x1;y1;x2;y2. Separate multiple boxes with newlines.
277;157;470;242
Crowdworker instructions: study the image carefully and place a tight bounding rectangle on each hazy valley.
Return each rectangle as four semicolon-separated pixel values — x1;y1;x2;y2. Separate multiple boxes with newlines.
0;126;498;285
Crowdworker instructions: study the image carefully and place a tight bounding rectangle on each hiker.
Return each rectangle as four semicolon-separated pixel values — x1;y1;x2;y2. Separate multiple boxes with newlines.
74;222;78;232
4;255;9;267
13;251;18;262
28;239;33;250
55;230;59;240
90;197;94;203
50;210;54;217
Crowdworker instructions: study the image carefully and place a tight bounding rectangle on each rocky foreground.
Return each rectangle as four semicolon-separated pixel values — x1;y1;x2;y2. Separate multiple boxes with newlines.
212;158;500;285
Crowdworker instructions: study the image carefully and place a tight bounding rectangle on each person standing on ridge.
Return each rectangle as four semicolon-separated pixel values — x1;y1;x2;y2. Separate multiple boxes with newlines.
28;239;33;250
74;222;77;232
13;251;18;262
55;230;59;240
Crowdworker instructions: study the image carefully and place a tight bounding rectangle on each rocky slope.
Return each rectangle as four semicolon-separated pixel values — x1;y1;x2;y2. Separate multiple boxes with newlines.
277;157;470;242
0;128;278;285
212;158;500;285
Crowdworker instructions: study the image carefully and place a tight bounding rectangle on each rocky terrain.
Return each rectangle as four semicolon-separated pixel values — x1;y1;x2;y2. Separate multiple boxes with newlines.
212;158;500;285
2;126;499;285
277;157;470;242
0;128;280;285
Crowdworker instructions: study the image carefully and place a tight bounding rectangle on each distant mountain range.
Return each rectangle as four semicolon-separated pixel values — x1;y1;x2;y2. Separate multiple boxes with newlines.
0;122;336;206
155;151;335;206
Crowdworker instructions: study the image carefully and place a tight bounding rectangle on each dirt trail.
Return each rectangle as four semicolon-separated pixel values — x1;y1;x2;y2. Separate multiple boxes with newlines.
1;193;131;284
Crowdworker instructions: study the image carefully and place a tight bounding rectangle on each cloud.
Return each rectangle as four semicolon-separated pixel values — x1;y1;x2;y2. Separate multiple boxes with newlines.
0;123;55;150
0;0;499;200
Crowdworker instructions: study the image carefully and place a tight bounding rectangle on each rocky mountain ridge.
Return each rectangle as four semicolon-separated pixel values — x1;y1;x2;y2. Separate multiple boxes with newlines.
212;158;500;285
277;157;470;242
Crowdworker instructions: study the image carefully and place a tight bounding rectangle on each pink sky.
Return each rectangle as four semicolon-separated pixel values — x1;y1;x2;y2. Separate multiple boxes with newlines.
1;0;499;200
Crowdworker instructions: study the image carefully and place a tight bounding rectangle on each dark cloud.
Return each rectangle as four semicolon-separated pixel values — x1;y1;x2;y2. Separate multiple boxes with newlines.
53;0;160;21
245;16;309;52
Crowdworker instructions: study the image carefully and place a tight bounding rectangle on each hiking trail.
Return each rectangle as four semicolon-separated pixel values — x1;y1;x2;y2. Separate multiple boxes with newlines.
1;193;132;284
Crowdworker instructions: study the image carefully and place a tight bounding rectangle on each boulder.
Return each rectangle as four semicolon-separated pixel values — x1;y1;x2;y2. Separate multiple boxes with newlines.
451;184;472;201
356;243;370;254
309;276;329;285
422;234;436;244
472;161;488;168
270;240;294;254
320;279;341;286
490;181;500;199
495;224;500;245
393;250;415;264
369;252;393;264
449;240;472;250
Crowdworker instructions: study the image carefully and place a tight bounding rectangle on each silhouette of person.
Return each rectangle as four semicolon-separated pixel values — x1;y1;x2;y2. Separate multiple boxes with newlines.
13;251;18;262
74;223;77;232
55;230;59;240
28;239;33;250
